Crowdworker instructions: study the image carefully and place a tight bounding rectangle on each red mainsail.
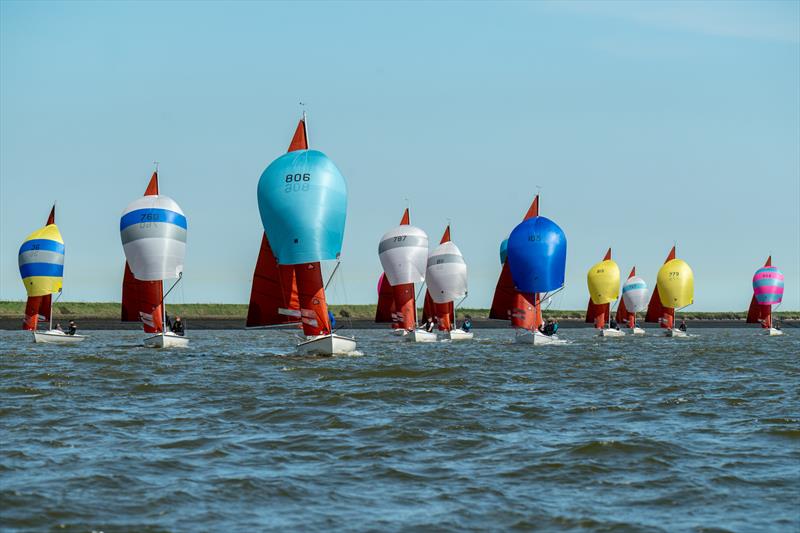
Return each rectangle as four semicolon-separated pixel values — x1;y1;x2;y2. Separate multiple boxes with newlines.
246;234;300;327
375;273;397;325
645;246;676;328
489;195;543;331
121;171;163;334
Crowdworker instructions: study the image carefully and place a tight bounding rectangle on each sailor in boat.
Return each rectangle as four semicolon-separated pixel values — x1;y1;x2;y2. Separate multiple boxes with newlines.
55;322;64;332
462;316;472;333
539;319;559;336
328;310;336;329
678;319;687;332
171;316;185;336
609;317;620;331
424;317;436;333
67;321;77;336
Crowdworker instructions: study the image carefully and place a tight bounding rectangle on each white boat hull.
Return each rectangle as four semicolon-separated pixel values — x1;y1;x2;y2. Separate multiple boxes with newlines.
404;329;438;343
33;330;86;344
598;328;625;337
766;328;784;336
444;329;474;341
514;329;563;345
144;332;189;348
391;328;407;336
666;328;688;338
629;327;646;336
296;334;357;356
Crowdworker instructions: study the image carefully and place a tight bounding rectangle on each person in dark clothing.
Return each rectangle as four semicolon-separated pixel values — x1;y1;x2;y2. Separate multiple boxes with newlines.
678;319;687;332
67;321;77;336
609;317;619;330
424;317;435;332
462;316;472;332
542;319;558;336
171;316;185;336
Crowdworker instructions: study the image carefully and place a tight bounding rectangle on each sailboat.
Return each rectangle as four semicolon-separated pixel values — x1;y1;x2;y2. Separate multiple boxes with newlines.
645;246;694;337
585;248;624;337
256;114;356;356
423;225;471;341
490;195;567;345
616;267;647;335
19;205;85;344
120;169;189;348
746;257;784;336
377;208;433;342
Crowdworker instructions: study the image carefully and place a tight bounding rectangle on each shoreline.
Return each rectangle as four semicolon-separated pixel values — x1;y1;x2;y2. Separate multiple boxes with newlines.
2;318;797;331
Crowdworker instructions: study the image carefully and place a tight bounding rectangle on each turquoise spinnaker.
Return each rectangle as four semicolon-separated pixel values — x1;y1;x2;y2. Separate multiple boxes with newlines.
257;150;347;265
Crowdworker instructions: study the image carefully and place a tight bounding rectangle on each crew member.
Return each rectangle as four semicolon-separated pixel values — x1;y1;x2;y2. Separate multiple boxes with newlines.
171;316;185;336
67;321;77;336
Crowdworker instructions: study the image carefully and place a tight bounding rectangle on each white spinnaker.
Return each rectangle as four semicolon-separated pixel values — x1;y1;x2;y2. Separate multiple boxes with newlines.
426;241;467;304
378;225;428;285
121;195;187;281
621;276;648;313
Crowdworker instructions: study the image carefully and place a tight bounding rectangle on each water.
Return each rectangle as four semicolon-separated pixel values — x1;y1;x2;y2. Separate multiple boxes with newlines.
1;328;798;532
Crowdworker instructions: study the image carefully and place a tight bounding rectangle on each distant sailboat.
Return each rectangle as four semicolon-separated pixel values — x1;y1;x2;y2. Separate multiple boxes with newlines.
490;195;567;345
645;246;694;337
256;114;355;355
585;248;624;337
616;267;647;335
377;208;433;342
120;169;188;348
423;225;471;340
19;205;85;344
746;256;784;336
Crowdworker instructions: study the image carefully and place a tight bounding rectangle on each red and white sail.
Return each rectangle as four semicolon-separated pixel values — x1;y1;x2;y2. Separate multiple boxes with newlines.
422;225;466;331
121;172;163;334
489;196;542;331
22;205;55;331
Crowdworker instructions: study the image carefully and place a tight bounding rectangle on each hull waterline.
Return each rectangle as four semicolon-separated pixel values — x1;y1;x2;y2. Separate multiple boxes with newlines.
144;332;189;348
32;330;86;344
296;334;357;356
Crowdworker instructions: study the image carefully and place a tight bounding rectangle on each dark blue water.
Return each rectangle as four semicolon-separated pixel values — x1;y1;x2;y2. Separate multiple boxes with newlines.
1;328;798;531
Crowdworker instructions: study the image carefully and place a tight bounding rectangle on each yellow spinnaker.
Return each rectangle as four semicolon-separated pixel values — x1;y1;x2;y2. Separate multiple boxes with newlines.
19;224;65;297
657;259;694;308
587;259;620;305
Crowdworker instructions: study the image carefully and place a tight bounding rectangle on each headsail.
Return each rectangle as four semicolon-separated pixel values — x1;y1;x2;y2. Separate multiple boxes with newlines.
747;256;783;328
375;273;397;324
424;225;465;331
618;267;647;328
507;215;567;294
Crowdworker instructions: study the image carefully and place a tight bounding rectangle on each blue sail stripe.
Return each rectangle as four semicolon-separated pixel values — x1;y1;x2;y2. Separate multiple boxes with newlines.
20;262;64;278
120;209;187;231
753;278;784;288
18;239;65;254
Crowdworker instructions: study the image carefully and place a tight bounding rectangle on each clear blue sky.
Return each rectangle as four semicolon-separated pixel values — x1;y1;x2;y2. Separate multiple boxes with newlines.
1;1;798;311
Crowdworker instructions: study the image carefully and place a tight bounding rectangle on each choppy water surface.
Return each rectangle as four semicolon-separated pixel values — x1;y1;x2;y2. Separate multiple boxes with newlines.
1;328;798;531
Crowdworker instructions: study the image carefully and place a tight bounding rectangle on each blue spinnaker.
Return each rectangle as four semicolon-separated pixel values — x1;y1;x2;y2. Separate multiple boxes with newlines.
507;216;567;293
257;150;347;265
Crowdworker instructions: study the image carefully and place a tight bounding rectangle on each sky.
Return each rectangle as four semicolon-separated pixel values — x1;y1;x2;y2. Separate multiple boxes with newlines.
1;0;798;311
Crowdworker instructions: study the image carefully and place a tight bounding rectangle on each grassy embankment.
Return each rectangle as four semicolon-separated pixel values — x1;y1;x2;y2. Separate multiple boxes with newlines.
1;301;797;321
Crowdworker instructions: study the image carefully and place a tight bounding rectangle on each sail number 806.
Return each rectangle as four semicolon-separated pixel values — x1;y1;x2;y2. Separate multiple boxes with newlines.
284;173;311;193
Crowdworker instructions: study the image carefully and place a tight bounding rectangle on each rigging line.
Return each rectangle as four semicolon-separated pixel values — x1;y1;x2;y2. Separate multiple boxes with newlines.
324;260;341;292
156;272;183;310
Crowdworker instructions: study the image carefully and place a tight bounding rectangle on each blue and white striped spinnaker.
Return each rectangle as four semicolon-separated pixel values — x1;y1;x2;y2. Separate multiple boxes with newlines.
120;195;187;281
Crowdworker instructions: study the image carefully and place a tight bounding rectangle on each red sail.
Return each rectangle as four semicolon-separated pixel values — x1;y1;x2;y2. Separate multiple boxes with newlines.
246;117;308;326
616;266;636;328
489;195;543;331
375;273;396;324
746;256;772;328
246;234;300;327
295;262;331;336
23;205;56;330
121;172;163;333
645;247;676;328
392;283;416;330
